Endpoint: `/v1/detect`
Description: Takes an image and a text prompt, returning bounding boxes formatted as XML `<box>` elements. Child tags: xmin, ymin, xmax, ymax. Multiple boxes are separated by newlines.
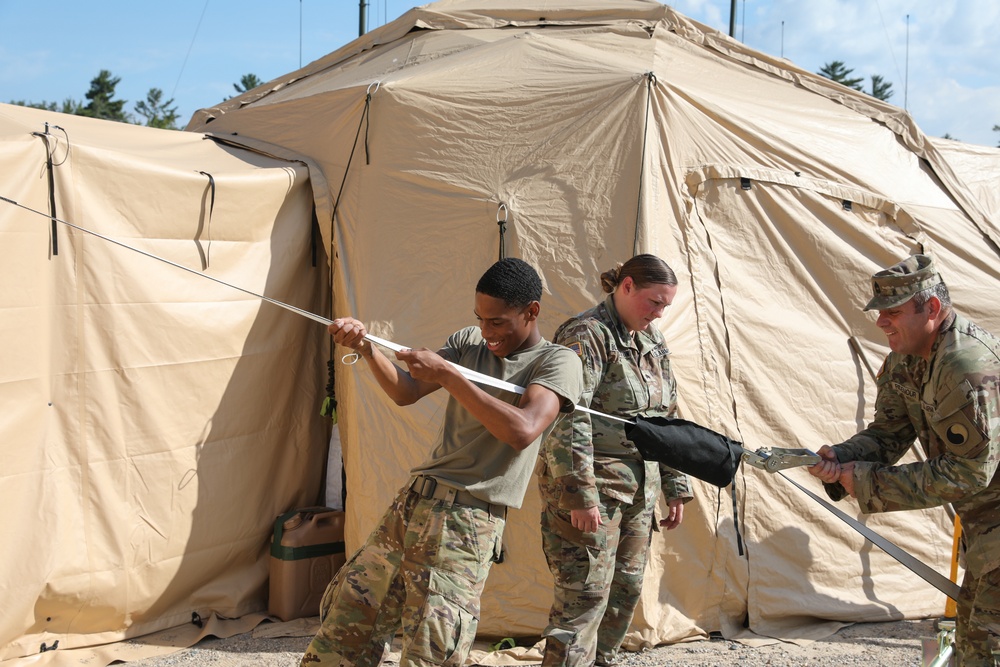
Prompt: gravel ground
<box><xmin>121</xmin><ymin>618</ymin><xmax>947</xmax><ymax>667</ymax></box>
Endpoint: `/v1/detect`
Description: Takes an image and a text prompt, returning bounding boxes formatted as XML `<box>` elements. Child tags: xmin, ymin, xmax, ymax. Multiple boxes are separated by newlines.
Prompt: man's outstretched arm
<box><xmin>328</xmin><ymin>317</ymin><xmax>440</xmax><ymax>406</ymax></box>
<box><xmin>397</xmin><ymin>346</ymin><xmax>565</xmax><ymax>450</ymax></box>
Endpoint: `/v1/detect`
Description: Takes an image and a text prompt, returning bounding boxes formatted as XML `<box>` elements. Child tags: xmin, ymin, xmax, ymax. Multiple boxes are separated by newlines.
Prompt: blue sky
<box><xmin>1</xmin><ymin>0</ymin><xmax>997</xmax><ymax>146</ymax></box>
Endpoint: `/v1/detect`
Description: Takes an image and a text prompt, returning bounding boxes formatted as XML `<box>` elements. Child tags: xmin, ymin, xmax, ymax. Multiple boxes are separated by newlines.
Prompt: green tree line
<box><xmin>11</xmin><ymin>66</ymin><xmax>999</xmax><ymax>148</ymax></box>
<box><xmin>9</xmin><ymin>70</ymin><xmax>263</xmax><ymax>131</ymax></box>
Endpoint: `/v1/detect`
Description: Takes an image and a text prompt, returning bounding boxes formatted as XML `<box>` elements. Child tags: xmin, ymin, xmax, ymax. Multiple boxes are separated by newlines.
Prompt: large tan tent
<box><xmin>0</xmin><ymin>102</ymin><xmax>330</xmax><ymax>663</ymax></box>
<box><xmin>932</xmin><ymin>136</ymin><xmax>1000</xmax><ymax>222</ymax></box>
<box><xmin>4</xmin><ymin>0</ymin><xmax>1000</xmax><ymax>663</ymax></box>
<box><xmin>184</xmin><ymin>0</ymin><xmax>1000</xmax><ymax>649</ymax></box>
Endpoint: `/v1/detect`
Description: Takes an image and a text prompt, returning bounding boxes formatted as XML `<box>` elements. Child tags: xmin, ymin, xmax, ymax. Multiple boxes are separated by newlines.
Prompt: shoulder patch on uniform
<box><xmin>566</xmin><ymin>341</ymin><xmax>584</xmax><ymax>357</ymax></box>
<box><xmin>946</xmin><ymin>423</ymin><xmax>969</xmax><ymax>446</ymax></box>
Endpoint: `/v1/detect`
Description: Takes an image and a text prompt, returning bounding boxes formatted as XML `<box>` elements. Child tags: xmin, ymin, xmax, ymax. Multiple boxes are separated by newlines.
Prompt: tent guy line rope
<box><xmin>0</xmin><ymin>193</ymin><xmax>627</xmax><ymax>424</ymax></box>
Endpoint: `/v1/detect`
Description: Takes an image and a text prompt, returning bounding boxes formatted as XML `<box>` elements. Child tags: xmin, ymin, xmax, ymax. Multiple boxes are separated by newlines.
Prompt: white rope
<box><xmin>361</xmin><ymin>334</ymin><xmax>630</xmax><ymax>424</ymax></box>
<box><xmin>2</xmin><ymin>194</ymin><xmax>629</xmax><ymax>425</ymax></box>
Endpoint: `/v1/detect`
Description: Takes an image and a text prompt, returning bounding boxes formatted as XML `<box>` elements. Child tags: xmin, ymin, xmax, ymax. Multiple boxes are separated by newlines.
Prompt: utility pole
<box><xmin>729</xmin><ymin>0</ymin><xmax>737</xmax><ymax>37</ymax></box>
<box><xmin>359</xmin><ymin>0</ymin><xmax>368</xmax><ymax>37</ymax></box>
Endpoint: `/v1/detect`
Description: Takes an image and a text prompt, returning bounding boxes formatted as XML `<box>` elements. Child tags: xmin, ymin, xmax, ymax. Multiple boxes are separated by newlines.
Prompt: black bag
<box><xmin>624</xmin><ymin>416</ymin><xmax>744</xmax><ymax>488</ymax></box>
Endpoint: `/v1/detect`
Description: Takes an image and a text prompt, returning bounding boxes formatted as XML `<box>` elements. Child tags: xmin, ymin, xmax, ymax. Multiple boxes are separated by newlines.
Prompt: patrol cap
<box><xmin>863</xmin><ymin>254</ymin><xmax>943</xmax><ymax>311</ymax></box>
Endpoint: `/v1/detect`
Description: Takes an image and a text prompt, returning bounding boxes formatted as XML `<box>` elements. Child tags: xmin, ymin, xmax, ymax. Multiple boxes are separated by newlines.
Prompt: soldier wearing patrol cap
<box><xmin>810</xmin><ymin>253</ymin><xmax>1000</xmax><ymax>666</ymax></box>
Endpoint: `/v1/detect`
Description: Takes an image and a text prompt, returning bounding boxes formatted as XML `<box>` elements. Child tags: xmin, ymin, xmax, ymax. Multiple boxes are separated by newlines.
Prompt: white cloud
<box><xmin>671</xmin><ymin>0</ymin><xmax>1000</xmax><ymax>147</ymax></box>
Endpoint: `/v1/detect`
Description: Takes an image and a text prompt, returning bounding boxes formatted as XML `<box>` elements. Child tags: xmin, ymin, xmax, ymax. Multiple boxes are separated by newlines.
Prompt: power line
<box><xmin>172</xmin><ymin>0</ymin><xmax>212</xmax><ymax>101</ymax></box>
<box><xmin>905</xmin><ymin>14</ymin><xmax>910</xmax><ymax>111</ymax></box>
<box><xmin>873</xmin><ymin>0</ymin><xmax>905</xmax><ymax>86</ymax></box>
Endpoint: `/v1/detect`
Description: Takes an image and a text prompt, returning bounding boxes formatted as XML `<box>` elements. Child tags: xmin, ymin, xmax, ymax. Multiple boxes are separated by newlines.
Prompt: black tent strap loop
<box><xmin>731</xmin><ymin>483</ymin><xmax>744</xmax><ymax>557</ymax></box>
<box><xmin>779</xmin><ymin>471</ymin><xmax>961</xmax><ymax>601</ymax></box>
<box><xmin>196</xmin><ymin>170</ymin><xmax>216</xmax><ymax>268</ymax></box>
<box><xmin>330</xmin><ymin>84</ymin><xmax>377</xmax><ymax>230</ymax></box>
<box><xmin>364</xmin><ymin>80</ymin><xmax>379</xmax><ymax>165</ymax></box>
<box><xmin>30</xmin><ymin>123</ymin><xmax>69</xmax><ymax>257</ymax></box>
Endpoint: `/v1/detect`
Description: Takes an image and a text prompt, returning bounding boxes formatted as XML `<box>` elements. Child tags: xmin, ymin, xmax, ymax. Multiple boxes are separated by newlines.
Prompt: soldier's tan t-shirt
<box><xmin>410</xmin><ymin>326</ymin><xmax>583</xmax><ymax>509</ymax></box>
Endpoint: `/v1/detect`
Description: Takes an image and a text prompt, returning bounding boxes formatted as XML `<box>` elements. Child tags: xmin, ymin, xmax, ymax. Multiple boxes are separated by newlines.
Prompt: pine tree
<box><xmin>229</xmin><ymin>73</ymin><xmax>263</xmax><ymax>99</ymax></box>
<box><xmin>869</xmin><ymin>74</ymin><xmax>893</xmax><ymax>101</ymax></box>
<box><xmin>135</xmin><ymin>88</ymin><xmax>180</xmax><ymax>129</ymax></box>
<box><xmin>818</xmin><ymin>61</ymin><xmax>864</xmax><ymax>91</ymax></box>
<box><xmin>10</xmin><ymin>98</ymin><xmax>84</xmax><ymax>114</ymax></box>
<box><xmin>82</xmin><ymin>70</ymin><xmax>129</xmax><ymax>122</ymax></box>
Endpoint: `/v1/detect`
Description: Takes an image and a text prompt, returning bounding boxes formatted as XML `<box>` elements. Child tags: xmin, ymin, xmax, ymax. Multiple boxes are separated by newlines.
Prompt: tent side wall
<box><xmin>0</xmin><ymin>104</ymin><xmax>330</xmax><ymax>660</ymax></box>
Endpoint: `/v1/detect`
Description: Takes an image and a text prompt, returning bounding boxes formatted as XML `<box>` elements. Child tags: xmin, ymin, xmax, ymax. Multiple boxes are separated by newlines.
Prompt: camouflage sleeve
<box><xmin>824</xmin><ymin>358</ymin><xmax>918</xmax><ymax>501</ymax></box>
<box><xmin>831</xmin><ymin>359</ymin><xmax>918</xmax><ymax>466</ymax></box>
<box><xmin>655</xmin><ymin>377</ymin><xmax>693</xmax><ymax>500</ymax></box>
<box><xmin>658</xmin><ymin>463</ymin><xmax>693</xmax><ymax>501</ymax></box>
<box><xmin>543</xmin><ymin>320</ymin><xmax>608</xmax><ymax>510</ymax></box>
<box><xmin>854</xmin><ymin>373</ymin><xmax>1000</xmax><ymax>513</ymax></box>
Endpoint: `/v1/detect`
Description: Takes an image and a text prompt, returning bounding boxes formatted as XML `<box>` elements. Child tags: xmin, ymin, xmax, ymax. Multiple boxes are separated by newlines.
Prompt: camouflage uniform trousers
<box><xmin>301</xmin><ymin>485</ymin><xmax>505</xmax><ymax>667</ymax></box>
<box><xmin>955</xmin><ymin>565</ymin><xmax>1000</xmax><ymax>666</ymax></box>
<box><xmin>540</xmin><ymin>488</ymin><xmax>654</xmax><ymax>667</ymax></box>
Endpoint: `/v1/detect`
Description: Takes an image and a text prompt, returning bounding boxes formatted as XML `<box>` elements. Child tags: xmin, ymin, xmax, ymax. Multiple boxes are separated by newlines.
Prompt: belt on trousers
<box><xmin>408</xmin><ymin>476</ymin><xmax>506</xmax><ymax>520</ymax></box>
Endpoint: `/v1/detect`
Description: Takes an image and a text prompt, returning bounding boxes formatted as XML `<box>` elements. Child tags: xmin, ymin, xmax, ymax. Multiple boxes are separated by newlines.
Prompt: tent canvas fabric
<box><xmin>3</xmin><ymin>0</ymin><xmax>1000</xmax><ymax>662</ymax></box>
<box><xmin>0</xmin><ymin>102</ymin><xmax>329</xmax><ymax>662</ymax></box>
<box><xmin>186</xmin><ymin>0</ymin><xmax>1000</xmax><ymax>648</ymax></box>
<box><xmin>931</xmin><ymin>136</ymin><xmax>1000</xmax><ymax>222</ymax></box>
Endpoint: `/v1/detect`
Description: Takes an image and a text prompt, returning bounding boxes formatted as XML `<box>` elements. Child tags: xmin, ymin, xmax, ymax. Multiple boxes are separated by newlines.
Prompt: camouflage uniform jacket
<box><xmin>830</xmin><ymin>312</ymin><xmax>1000</xmax><ymax>578</ymax></box>
<box><xmin>539</xmin><ymin>295</ymin><xmax>693</xmax><ymax>510</ymax></box>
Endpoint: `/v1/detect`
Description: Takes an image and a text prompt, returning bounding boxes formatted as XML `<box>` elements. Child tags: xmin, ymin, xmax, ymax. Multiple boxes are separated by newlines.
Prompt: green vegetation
<box><xmin>9</xmin><ymin>70</ymin><xmax>262</xmax><ymax>130</ymax></box>
<box><xmin>818</xmin><ymin>60</ymin><xmax>893</xmax><ymax>101</ymax></box>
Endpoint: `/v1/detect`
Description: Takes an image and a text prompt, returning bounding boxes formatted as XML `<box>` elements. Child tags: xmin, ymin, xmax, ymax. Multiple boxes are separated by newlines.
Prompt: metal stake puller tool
<box><xmin>741</xmin><ymin>447</ymin><xmax>821</xmax><ymax>472</ymax></box>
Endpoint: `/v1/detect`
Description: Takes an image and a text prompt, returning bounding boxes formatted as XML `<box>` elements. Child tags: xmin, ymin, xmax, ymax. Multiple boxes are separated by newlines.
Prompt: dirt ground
<box><xmin>121</xmin><ymin>617</ymin><xmax>950</xmax><ymax>667</ymax></box>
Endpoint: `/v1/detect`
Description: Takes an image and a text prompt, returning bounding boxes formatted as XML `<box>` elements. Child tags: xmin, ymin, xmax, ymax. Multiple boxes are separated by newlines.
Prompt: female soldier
<box><xmin>538</xmin><ymin>254</ymin><xmax>693</xmax><ymax>667</ymax></box>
